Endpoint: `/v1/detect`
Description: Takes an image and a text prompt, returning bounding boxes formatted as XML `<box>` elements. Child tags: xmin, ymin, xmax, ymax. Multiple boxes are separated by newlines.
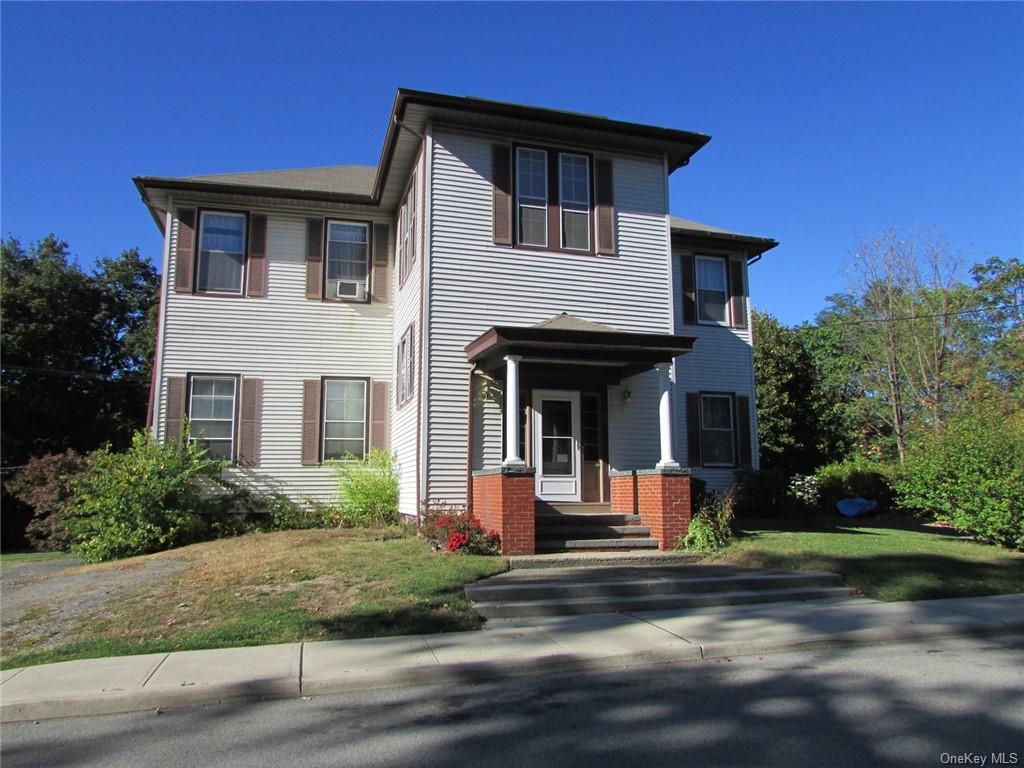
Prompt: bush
<box><xmin>815</xmin><ymin>457</ymin><xmax>898</xmax><ymax>514</ymax></box>
<box><xmin>420</xmin><ymin>504</ymin><xmax>501</xmax><ymax>555</ymax></box>
<box><xmin>734</xmin><ymin>469</ymin><xmax>791</xmax><ymax>516</ymax></box>
<box><xmin>680</xmin><ymin>491</ymin><xmax>735</xmax><ymax>553</ymax></box>
<box><xmin>219</xmin><ymin>489</ymin><xmax>329</xmax><ymax>532</ymax></box>
<box><xmin>331</xmin><ymin>449</ymin><xmax>399</xmax><ymax>527</ymax></box>
<box><xmin>65</xmin><ymin>431</ymin><xmax>231</xmax><ymax>563</ymax></box>
<box><xmin>895</xmin><ymin>404</ymin><xmax>1024</xmax><ymax>548</ymax></box>
<box><xmin>5</xmin><ymin>450</ymin><xmax>86</xmax><ymax>551</ymax></box>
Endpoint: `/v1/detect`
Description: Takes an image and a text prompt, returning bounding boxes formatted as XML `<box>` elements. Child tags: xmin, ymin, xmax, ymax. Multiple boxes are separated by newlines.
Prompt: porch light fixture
<box><xmin>623</xmin><ymin>389</ymin><xmax>632</xmax><ymax>406</ymax></box>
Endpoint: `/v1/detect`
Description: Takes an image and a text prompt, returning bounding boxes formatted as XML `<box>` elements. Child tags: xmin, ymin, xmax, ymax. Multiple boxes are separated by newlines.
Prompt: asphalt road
<box><xmin>3</xmin><ymin>634</ymin><xmax>1022</xmax><ymax>768</ymax></box>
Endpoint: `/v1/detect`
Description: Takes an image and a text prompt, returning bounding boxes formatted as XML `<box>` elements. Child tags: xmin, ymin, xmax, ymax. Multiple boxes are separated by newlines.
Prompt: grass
<box><xmin>1</xmin><ymin>528</ymin><xmax>507</xmax><ymax>669</ymax></box>
<box><xmin>716</xmin><ymin>517</ymin><xmax>1024</xmax><ymax>602</ymax></box>
<box><xmin>0</xmin><ymin>551</ymin><xmax>76</xmax><ymax>564</ymax></box>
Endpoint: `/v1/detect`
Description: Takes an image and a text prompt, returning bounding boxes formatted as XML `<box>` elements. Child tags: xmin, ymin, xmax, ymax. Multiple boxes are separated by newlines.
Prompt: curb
<box><xmin>3</xmin><ymin>616</ymin><xmax>1022</xmax><ymax>723</ymax></box>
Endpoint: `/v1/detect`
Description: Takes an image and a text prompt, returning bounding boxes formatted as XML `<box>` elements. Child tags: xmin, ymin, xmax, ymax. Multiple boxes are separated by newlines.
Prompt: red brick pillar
<box><xmin>635</xmin><ymin>468</ymin><xmax>693</xmax><ymax>551</ymax></box>
<box><xmin>610</xmin><ymin>471</ymin><xmax>637</xmax><ymax>514</ymax></box>
<box><xmin>471</xmin><ymin>468</ymin><xmax>536</xmax><ymax>556</ymax></box>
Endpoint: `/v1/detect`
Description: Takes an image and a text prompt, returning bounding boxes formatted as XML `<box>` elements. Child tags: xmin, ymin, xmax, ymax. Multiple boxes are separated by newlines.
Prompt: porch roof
<box><xmin>465</xmin><ymin>314</ymin><xmax>696</xmax><ymax>382</ymax></box>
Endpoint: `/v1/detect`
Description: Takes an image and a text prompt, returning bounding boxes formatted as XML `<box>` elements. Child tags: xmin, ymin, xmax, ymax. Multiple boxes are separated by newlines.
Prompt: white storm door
<box><xmin>532</xmin><ymin>389</ymin><xmax>582</xmax><ymax>502</ymax></box>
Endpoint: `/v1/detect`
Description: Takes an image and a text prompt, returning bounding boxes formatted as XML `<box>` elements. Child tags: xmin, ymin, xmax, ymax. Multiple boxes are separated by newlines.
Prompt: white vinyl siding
<box><xmin>157</xmin><ymin>211</ymin><xmax>393</xmax><ymax>503</ymax></box>
<box><xmin>428</xmin><ymin>129</ymin><xmax>671</xmax><ymax>502</ymax></box>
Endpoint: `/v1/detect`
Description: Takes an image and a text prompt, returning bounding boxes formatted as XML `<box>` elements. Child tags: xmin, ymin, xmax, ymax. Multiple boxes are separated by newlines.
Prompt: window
<box><xmin>325</xmin><ymin>221</ymin><xmax>370</xmax><ymax>301</ymax></box>
<box><xmin>188</xmin><ymin>375</ymin><xmax>237</xmax><ymax>459</ymax></box>
<box><xmin>197</xmin><ymin>212</ymin><xmax>246</xmax><ymax>293</ymax></box>
<box><xmin>559</xmin><ymin>153</ymin><xmax>590</xmax><ymax>251</ymax></box>
<box><xmin>397</xmin><ymin>325</ymin><xmax>415</xmax><ymax>407</ymax></box>
<box><xmin>322</xmin><ymin>379</ymin><xmax>367</xmax><ymax>460</ymax></box>
<box><xmin>398</xmin><ymin>170</ymin><xmax>417</xmax><ymax>284</ymax></box>
<box><xmin>700</xmin><ymin>394</ymin><xmax>735</xmax><ymax>466</ymax></box>
<box><xmin>516</xmin><ymin>147</ymin><xmax>548</xmax><ymax>247</ymax></box>
<box><xmin>696</xmin><ymin>256</ymin><xmax>729</xmax><ymax>324</ymax></box>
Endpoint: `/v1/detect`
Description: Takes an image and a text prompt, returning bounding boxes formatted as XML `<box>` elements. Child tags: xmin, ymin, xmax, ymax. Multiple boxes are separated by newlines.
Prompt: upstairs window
<box><xmin>696</xmin><ymin>256</ymin><xmax>729</xmax><ymax>324</ymax></box>
<box><xmin>398</xmin><ymin>170</ymin><xmax>418</xmax><ymax>284</ymax></box>
<box><xmin>700</xmin><ymin>393</ymin><xmax>735</xmax><ymax>467</ymax></box>
<box><xmin>397</xmin><ymin>324</ymin><xmax>415</xmax><ymax>407</ymax></box>
<box><xmin>326</xmin><ymin>221</ymin><xmax>369</xmax><ymax>301</ymax></box>
<box><xmin>188</xmin><ymin>375</ymin><xmax>237</xmax><ymax>459</ymax></box>
<box><xmin>197</xmin><ymin>212</ymin><xmax>246</xmax><ymax>293</ymax></box>
<box><xmin>516</xmin><ymin>147</ymin><xmax>548</xmax><ymax>247</ymax></box>
<box><xmin>322</xmin><ymin>378</ymin><xmax>367</xmax><ymax>460</ymax></box>
<box><xmin>559</xmin><ymin>153</ymin><xmax>591</xmax><ymax>251</ymax></box>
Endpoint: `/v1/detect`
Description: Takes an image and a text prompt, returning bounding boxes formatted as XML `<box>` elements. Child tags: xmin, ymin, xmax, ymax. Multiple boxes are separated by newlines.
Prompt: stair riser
<box><xmin>536</xmin><ymin>526</ymin><xmax>651</xmax><ymax>539</ymax></box>
<box><xmin>474</xmin><ymin>588</ymin><xmax>857</xmax><ymax>619</ymax></box>
<box><xmin>466</xmin><ymin>574</ymin><xmax>844</xmax><ymax>602</ymax></box>
<box><xmin>535</xmin><ymin>540</ymin><xmax>660</xmax><ymax>552</ymax></box>
<box><xmin>536</xmin><ymin>515</ymin><xmax>641</xmax><ymax>526</ymax></box>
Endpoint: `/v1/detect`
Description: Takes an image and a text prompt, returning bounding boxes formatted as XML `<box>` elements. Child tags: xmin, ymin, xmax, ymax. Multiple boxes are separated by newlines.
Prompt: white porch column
<box><xmin>655</xmin><ymin>362</ymin><xmax>680</xmax><ymax>469</ymax></box>
<box><xmin>502</xmin><ymin>354</ymin><xmax>525</xmax><ymax>467</ymax></box>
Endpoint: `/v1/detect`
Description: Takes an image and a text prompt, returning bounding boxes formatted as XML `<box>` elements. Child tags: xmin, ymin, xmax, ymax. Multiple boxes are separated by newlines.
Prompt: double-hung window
<box><xmin>197</xmin><ymin>212</ymin><xmax>246</xmax><ymax>294</ymax></box>
<box><xmin>559</xmin><ymin>153</ymin><xmax>590</xmax><ymax>250</ymax></box>
<box><xmin>700</xmin><ymin>394</ymin><xmax>735</xmax><ymax>466</ymax></box>
<box><xmin>188</xmin><ymin>376</ymin><xmax>237</xmax><ymax>459</ymax></box>
<box><xmin>516</xmin><ymin>147</ymin><xmax>548</xmax><ymax>247</ymax></box>
<box><xmin>696</xmin><ymin>256</ymin><xmax>729</xmax><ymax>324</ymax></box>
<box><xmin>322</xmin><ymin>379</ymin><xmax>367</xmax><ymax>460</ymax></box>
<box><xmin>326</xmin><ymin>222</ymin><xmax>370</xmax><ymax>301</ymax></box>
<box><xmin>398</xmin><ymin>171</ymin><xmax>417</xmax><ymax>284</ymax></box>
<box><xmin>397</xmin><ymin>325</ymin><xmax>414</xmax><ymax>407</ymax></box>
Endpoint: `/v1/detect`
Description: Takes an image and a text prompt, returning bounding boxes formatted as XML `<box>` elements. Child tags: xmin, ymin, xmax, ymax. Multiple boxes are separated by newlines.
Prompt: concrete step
<box><xmin>536</xmin><ymin>503</ymin><xmax>612</xmax><ymax>515</ymax></box>
<box><xmin>535</xmin><ymin>525</ymin><xmax>652</xmax><ymax>539</ymax></box>
<box><xmin>536</xmin><ymin>513</ymin><xmax>642</xmax><ymax>526</ymax></box>
<box><xmin>465</xmin><ymin>571</ymin><xmax>844</xmax><ymax>603</ymax></box>
<box><xmin>472</xmin><ymin>586</ymin><xmax>858</xmax><ymax>619</ymax></box>
<box><xmin>535</xmin><ymin>538</ymin><xmax>661</xmax><ymax>552</ymax></box>
<box><xmin>508</xmin><ymin>552</ymin><xmax>701</xmax><ymax>569</ymax></box>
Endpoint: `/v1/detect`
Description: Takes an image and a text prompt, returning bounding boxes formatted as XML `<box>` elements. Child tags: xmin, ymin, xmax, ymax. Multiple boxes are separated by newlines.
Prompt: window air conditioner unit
<box><xmin>336</xmin><ymin>280</ymin><xmax>366</xmax><ymax>300</ymax></box>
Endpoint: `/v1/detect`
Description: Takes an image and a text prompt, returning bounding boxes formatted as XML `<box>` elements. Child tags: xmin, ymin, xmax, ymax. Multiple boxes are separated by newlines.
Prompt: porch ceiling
<box><xmin>465</xmin><ymin>321</ymin><xmax>696</xmax><ymax>382</ymax></box>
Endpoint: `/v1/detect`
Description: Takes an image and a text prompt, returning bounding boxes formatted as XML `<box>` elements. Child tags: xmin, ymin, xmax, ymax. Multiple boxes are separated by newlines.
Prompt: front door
<box><xmin>532</xmin><ymin>389</ymin><xmax>582</xmax><ymax>502</ymax></box>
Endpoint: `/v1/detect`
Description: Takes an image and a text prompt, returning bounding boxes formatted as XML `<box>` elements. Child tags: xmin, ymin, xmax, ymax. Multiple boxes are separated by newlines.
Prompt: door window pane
<box><xmin>541</xmin><ymin>399</ymin><xmax>574</xmax><ymax>476</ymax></box>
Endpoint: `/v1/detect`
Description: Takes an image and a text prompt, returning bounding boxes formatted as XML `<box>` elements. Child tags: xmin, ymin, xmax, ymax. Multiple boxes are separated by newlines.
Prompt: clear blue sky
<box><xmin>3</xmin><ymin>2</ymin><xmax>1021</xmax><ymax>326</ymax></box>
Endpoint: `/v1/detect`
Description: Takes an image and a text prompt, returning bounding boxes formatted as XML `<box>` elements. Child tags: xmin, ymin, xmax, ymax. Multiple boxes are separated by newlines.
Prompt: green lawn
<box><xmin>0</xmin><ymin>551</ymin><xmax>77</xmax><ymax>565</ymax></box>
<box><xmin>717</xmin><ymin>518</ymin><xmax>1024</xmax><ymax>602</ymax></box>
<box><xmin>2</xmin><ymin>529</ymin><xmax>507</xmax><ymax>669</ymax></box>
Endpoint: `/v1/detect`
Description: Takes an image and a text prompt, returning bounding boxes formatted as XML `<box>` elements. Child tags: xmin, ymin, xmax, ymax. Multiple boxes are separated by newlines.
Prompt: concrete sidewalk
<box><xmin>2</xmin><ymin>593</ymin><xmax>1022</xmax><ymax>723</ymax></box>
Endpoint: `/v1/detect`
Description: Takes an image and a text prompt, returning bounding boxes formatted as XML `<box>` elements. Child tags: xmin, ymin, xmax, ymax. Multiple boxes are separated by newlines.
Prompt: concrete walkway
<box><xmin>2</xmin><ymin>593</ymin><xmax>1022</xmax><ymax>723</ymax></box>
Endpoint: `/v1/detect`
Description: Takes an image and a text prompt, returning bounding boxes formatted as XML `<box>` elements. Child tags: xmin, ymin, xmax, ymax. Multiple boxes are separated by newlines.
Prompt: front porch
<box><xmin>465</xmin><ymin>314</ymin><xmax>698</xmax><ymax>556</ymax></box>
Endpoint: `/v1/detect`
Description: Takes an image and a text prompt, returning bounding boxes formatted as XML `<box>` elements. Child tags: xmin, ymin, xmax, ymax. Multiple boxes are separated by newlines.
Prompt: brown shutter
<box><xmin>729</xmin><ymin>258</ymin><xmax>747</xmax><ymax>329</ymax></box>
<box><xmin>247</xmin><ymin>214</ymin><xmax>268</xmax><ymax>298</ymax></box>
<box><xmin>735</xmin><ymin>395</ymin><xmax>753</xmax><ymax>468</ymax></box>
<box><xmin>174</xmin><ymin>210</ymin><xmax>196</xmax><ymax>293</ymax></box>
<box><xmin>305</xmin><ymin>219</ymin><xmax>324</xmax><ymax>300</ymax></box>
<box><xmin>371</xmin><ymin>223</ymin><xmax>389</xmax><ymax>303</ymax></box>
<box><xmin>301</xmin><ymin>379</ymin><xmax>321</xmax><ymax>465</ymax></box>
<box><xmin>682</xmin><ymin>254</ymin><xmax>697</xmax><ymax>325</ymax></box>
<box><xmin>686</xmin><ymin>392</ymin><xmax>702</xmax><ymax>468</ymax></box>
<box><xmin>369</xmin><ymin>380</ymin><xmax>389</xmax><ymax>452</ymax></box>
<box><xmin>165</xmin><ymin>377</ymin><xmax>187</xmax><ymax>446</ymax></box>
<box><xmin>492</xmin><ymin>145</ymin><xmax>512</xmax><ymax>245</ymax></box>
<box><xmin>237</xmin><ymin>378</ymin><xmax>263</xmax><ymax>467</ymax></box>
<box><xmin>595</xmin><ymin>158</ymin><xmax>616</xmax><ymax>255</ymax></box>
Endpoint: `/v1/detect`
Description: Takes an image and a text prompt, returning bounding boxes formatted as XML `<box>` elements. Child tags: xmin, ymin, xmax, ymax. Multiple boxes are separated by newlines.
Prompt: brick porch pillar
<box><xmin>635</xmin><ymin>467</ymin><xmax>693</xmax><ymax>551</ymax></box>
<box><xmin>610</xmin><ymin>470</ymin><xmax>637</xmax><ymax>515</ymax></box>
<box><xmin>471</xmin><ymin>467</ymin><xmax>536</xmax><ymax>556</ymax></box>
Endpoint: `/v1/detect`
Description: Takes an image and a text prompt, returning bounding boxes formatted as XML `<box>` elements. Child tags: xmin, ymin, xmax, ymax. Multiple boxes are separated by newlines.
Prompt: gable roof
<box><xmin>182</xmin><ymin>165</ymin><xmax>376</xmax><ymax>197</ymax></box>
<box><xmin>532</xmin><ymin>313</ymin><xmax>621</xmax><ymax>333</ymax></box>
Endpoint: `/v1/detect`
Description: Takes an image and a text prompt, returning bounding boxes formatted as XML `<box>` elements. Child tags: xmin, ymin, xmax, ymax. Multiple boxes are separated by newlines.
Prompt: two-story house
<box><xmin>135</xmin><ymin>89</ymin><xmax>777</xmax><ymax>556</ymax></box>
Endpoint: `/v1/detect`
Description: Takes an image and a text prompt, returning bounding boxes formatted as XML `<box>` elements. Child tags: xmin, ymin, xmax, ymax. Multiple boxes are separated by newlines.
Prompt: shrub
<box><xmin>895</xmin><ymin>404</ymin><xmax>1023</xmax><ymax>549</ymax></box>
<box><xmin>734</xmin><ymin>469</ymin><xmax>795</xmax><ymax>516</ymax></box>
<box><xmin>5</xmin><ymin>450</ymin><xmax>86</xmax><ymax>551</ymax></box>
<box><xmin>420</xmin><ymin>504</ymin><xmax>501</xmax><ymax>555</ymax></box>
<box><xmin>680</xmin><ymin>490</ymin><xmax>735</xmax><ymax>553</ymax></box>
<box><xmin>219</xmin><ymin>489</ymin><xmax>328</xmax><ymax>532</ymax></box>
<box><xmin>787</xmin><ymin>474</ymin><xmax>821</xmax><ymax>513</ymax></box>
<box><xmin>814</xmin><ymin>457</ymin><xmax>897</xmax><ymax>514</ymax></box>
<box><xmin>331</xmin><ymin>449</ymin><xmax>399</xmax><ymax>527</ymax></box>
<box><xmin>65</xmin><ymin>431</ymin><xmax>231</xmax><ymax>563</ymax></box>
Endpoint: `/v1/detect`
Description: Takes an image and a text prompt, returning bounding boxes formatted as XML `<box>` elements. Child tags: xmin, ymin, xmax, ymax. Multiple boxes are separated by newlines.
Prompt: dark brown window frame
<box><xmin>396</xmin><ymin>323</ymin><xmax>415</xmax><ymax>410</ymax></box>
<box><xmin>319</xmin><ymin>375</ymin><xmax>371</xmax><ymax>462</ymax></box>
<box><xmin>185</xmin><ymin>372</ymin><xmax>241</xmax><ymax>463</ymax></box>
<box><xmin>322</xmin><ymin>218</ymin><xmax>375</xmax><ymax>305</ymax></box>
<box><xmin>511</xmin><ymin>143</ymin><xmax>596</xmax><ymax>256</ymax></box>
<box><xmin>194</xmin><ymin>208</ymin><xmax>250</xmax><ymax>297</ymax></box>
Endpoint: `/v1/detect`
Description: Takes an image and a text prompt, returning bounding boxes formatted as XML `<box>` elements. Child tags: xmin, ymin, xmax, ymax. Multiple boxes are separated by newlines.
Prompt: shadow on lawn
<box><xmin>314</xmin><ymin>603</ymin><xmax>482</xmax><ymax>639</ymax></box>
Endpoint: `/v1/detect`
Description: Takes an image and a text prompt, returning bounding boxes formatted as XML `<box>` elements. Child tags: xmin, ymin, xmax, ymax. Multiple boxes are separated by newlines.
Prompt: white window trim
<box><xmin>516</xmin><ymin>147</ymin><xmax>548</xmax><ymax>248</ymax></box>
<box><xmin>196</xmin><ymin>211</ymin><xmax>247</xmax><ymax>295</ymax></box>
<box><xmin>558</xmin><ymin>152</ymin><xmax>591</xmax><ymax>252</ymax></box>
<box><xmin>325</xmin><ymin>220</ymin><xmax>370</xmax><ymax>301</ymax></box>
<box><xmin>700</xmin><ymin>393</ymin><xmax>735</xmax><ymax>468</ymax></box>
<box><xmin>321</xmin><ymin>378</ymin><xmax>367</xmax><ymax>462</ymax></box>
<box><xmin>397</xmin><ymin>326</ymin><xmax>414</xmax><ymax>407</ymax></box>
<box><xmin>695</xmin><ymin>255</ymin><xmax>731</xmax><ymax>327</ymax></box>
<box><xmin>187</xmin><ymin>375</ymin><xmax>238</xmax><ymax>461</ymax></box>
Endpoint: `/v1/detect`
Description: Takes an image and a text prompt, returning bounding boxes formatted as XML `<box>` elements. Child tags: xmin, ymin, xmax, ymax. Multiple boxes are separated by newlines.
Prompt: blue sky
<box><xmin>2</xmin><ymin>2</ymin><xmax>1021</xmax><ymax>326</ymax></box>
